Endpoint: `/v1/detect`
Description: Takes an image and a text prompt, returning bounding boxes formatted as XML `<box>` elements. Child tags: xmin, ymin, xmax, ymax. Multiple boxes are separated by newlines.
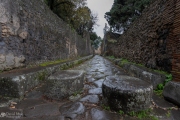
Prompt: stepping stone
<box><xmin>23</xmin><ymin>103</ymin><xmax>59</xmax><ymax>118</ymax></box>
<box><xmin>59</xmin><ymin>102</ymin><xmax>85</xmax><ymax>119</ymax></box>
<box><xmin>45</xmin><ymin>70</ymin><xmax>84</xmax><ymax>100</ymax></box>
<box><xmin>88</xmin><ymin>88</ymin><xmax>102</xmax><ymax>94</ymax></box>
<box><xmin>102</xmin><ymin>75</ymin><xmax>153</xmax><ymax>113</ymax></box>
<box><xmin>0</xmin><ymin>70</ymin><xmax>46</xmax><ymax>98</ymax></box>
<box><xmin>80</xmin><ymin>95</ymin><xmax>99</xmax><ymax>104</ymax></box>
<box><xmin>163</xmin><ymin>81</ymin><xmax>180</xmax><ymax>106</ymax></box>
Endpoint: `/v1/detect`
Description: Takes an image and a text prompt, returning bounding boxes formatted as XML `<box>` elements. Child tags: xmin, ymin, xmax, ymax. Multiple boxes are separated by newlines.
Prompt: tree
<box><xmin>71</xmin><ymin>6</ymin><xmax>91</xmax><ymax>35</ymax></box>
<box><xmin>90</xmin><ymin>32</ymin><xmax>98</xmax><ymax>41</ymax></box>
<box><xmin>105</xmin><ymin>0</ymin><xmax>151</xmax><ymax>32</ymax></box>
<box><xmin>44</xmin><ymin>0</ymin><xmax>75</xmax><ymax>22</ymax></box>
<box><xmin>90</xmin><ymin>32</ymin><xmax>102</xmax><ymax>50</ymax></box>
<box><xmin>44</xmin><ymin>0</ymin><xmax>98</xmax><ymax>36</ymax></box>
<box><xmin>70</xmin><ymin>5</ymin><xmax>98</xmax><ymax>36</ymax></box>
<box><xmin>92</xmin><ymin>36</ymin><xmax>102</xmax><ymax>50</ymax></box>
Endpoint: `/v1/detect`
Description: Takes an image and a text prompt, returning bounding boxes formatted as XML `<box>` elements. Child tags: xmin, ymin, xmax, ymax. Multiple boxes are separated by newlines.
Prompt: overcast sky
<box><xmin>86</xmin><ymin>0</ymin><xmax>114</xmax><ymax>38</ymax></box>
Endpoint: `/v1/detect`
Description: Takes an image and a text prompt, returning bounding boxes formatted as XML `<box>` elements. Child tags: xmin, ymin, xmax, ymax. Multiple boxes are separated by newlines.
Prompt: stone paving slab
<box><xmin>88</xmin><ymin>88</ymin><xmax>102</xmax><ymax>95</ymax></box>
<box><xmin>84</xmin><ymin>84</ymin><xmax>97</xmax><ymax>90</ymax></box>
<box><xmin>91</xmin><ymin>108</ymin><xmax>122</xmax><ymax>120</ymax></box>
<box><xmin>80</xmin><ymin>95</ymin><xmax>99</xmax><ymax>104</ymax></box>
<box><xmin>163</xmin><ymin>81</ymin><xmax>180</xmax><ymax>106</ymax></box>
<box><xmin>171</xmin><ymin>110</ymin><xmax>180</xmax><ymax>120</ymax></box>
<box><xmin>59</xmin><ymin>102</ymin><xmax>85</xmax><ymax>119</ymax></box>
<box><xmin>93</xmin><ymin>79</ymin><xmax>104</xmax><ymax>88</ymax></box>
<box><xmin>23</xmin><ymin>103</ymin><xmax>60</xmax><ymax>118</ymax></box>
<box><xmin>19</xmin><ymin>115</ymin><xmax>65</xmax><ymax>120</ymax></box>
<box><xmin>86</xmin><ymin>77</ymin><xmax>96</xmax><ymax>82</ymax></box>
<box><xmin>15</xmin><ymin>99</ymin><xmax>47</xmax><ymax>109</ymax></box>
<box><xmin>152</xmin><ymin>108</ymin><xmax>171</xmax><ymax>120</ymax></box>
<box><xmin>152</xmin><ymin>94</ymin><xmax>176</xmax><ymax>108</ymax></box>
<box><xmin>25</xmin><ymin>91</ymin><xmax>43</xmax><ymax>99</ymax></box>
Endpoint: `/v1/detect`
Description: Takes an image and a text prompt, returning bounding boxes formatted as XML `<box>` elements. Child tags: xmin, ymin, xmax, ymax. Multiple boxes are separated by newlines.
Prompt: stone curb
<box><xmin>0</xmin><ymin>55</ymin><xmax>93</xmax><ymax>99</ymax></box>
<box><xmin>106</xmin><ymin>57</ymin><xmax>166</xmax><ymax>89</ymax></box>
<box><xmin>163</xmin><ymin>81</ymin><xmax>180</xmax><ymax>106</ymax></box>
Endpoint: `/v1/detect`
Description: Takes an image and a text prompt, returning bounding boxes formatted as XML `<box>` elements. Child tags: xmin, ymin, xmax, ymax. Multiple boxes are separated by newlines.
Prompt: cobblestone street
<box><xmin>0</xmin><ymin>55</ymin><xmax>179</xmax><ymax>120</ymax></box>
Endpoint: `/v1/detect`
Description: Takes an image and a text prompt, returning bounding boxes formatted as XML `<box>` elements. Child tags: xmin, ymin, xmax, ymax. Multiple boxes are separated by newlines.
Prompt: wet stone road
<box><xmin>0</xmin><ymin>55</ymin><xmax>179</xmax><ymax>120</ymax></box>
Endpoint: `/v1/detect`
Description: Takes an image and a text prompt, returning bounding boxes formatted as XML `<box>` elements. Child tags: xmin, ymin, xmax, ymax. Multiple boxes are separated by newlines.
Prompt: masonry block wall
<box><xmin>168</xmin><ymin>0</ymin><xmax>180</xmax><ymax>81</ymax></box>
<box><xmin>103</xmin><ymin>0</ymin><xmax>180</xmax><ymax>81</ymax></box>
<box><xmin>0</xmin><ymin>0</ymin><xmax>92</xmax><ymax>71</ymax></box>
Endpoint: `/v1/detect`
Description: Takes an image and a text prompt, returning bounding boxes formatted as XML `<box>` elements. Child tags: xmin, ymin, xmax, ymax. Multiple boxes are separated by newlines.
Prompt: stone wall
<box><xmin>103</xmin><ymin>0</ymin><xmax>179</xmax><ymax>75</ymax></box>
<box><xmin>0</xmin><ymin>0</ymin><xmax>92</xmax><ymax>71</ymax></box>
<box><xmin>168</xmin><ymin>1</ymin><xmax>180</xmax><ymax>82</ymax></box>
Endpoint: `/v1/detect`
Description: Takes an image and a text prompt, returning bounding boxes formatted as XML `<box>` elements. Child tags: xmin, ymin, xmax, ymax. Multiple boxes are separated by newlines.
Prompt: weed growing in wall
<box><xmin>154</xmin><ymin>70</ymin><xmax>172</xmax><ymax>96</ymax></box>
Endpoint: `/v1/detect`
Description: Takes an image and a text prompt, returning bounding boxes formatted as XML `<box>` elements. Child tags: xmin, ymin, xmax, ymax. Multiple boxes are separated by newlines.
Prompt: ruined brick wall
<box><xmin>0</xmin><ymin>0</ymin><xmax>92</xmax><ymax>71</ymax></box>
<box><xmin>104</xmin><ymin>0</ymin><xmax>178</xmax><ymax>73</ymax></box>
<box><xmin>102</xmin><ymin>32</ymin><xmax>120</xmax><ymax>56</ymax></box>
<box><xmin>168</xmin><ymin>0</ymin><xmax>180</xmax><ymax>82</ymax></box>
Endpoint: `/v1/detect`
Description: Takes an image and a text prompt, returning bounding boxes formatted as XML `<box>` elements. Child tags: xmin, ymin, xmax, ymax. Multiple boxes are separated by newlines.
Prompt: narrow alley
<box><xmin>0</xmin><ymin>55</ymin><xmax>179</xmax><ymax>120</ymax></box>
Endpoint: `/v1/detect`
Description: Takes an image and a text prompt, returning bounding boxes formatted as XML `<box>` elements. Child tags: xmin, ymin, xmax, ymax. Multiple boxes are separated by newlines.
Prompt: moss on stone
<box><xmin>108</xmin><ymin>56</ymin><xmax>172</xmax><ymax>83</ymax></box>
<box><xmin>119</xmin><ymin>58</ymin><xmax>129</xmax><ymax>66</ymax></box>
<box><xmin>40</xmin><ymin>59</ymin><xmax>68</xmax><ymax>67</ymax></box>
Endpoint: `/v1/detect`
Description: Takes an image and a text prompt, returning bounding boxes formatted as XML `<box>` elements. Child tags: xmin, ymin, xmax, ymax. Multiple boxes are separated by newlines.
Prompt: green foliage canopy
<box><xmin>44</xmin><ymin>0</ymin><xmax>98</xmax><ymax>36</ymax></box>
<box><xmin>105</xmin><ymin>0</ymin><xmax>151</xmax><ymax>32</ymax></box>
<box><xmin>90</xmin><ymin>32</ymin><xmax>102</xmax><ymax>50</ymax></box>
